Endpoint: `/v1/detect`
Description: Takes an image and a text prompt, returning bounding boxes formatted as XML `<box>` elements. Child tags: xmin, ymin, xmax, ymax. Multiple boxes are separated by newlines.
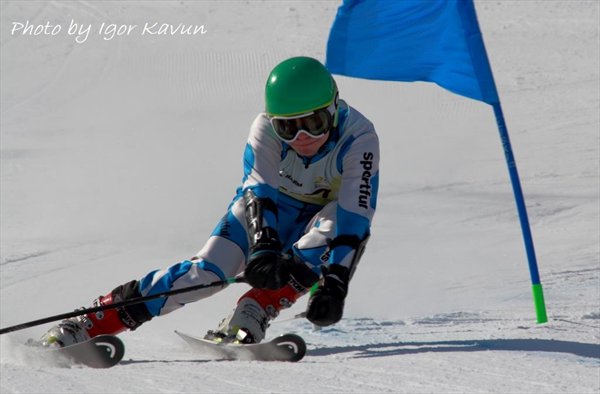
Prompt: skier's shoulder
<box><xmin>339</xmin><ymin>100</ymin><xmax>377</xmax><ymax>138</ymax></box>
<box><xmin>249</xmin><ymin>112</ymin><xmax>273</xmax><ymax>134</ymax></box>
<box><xmin>248</xmin><ymin>112</ymin><xmax>281</xmax><ymax>144</ymax></box>
<box><xmin>337</xmin><ymin>100</ymin><xmax>379</xmax><ymax>148</ymax></box>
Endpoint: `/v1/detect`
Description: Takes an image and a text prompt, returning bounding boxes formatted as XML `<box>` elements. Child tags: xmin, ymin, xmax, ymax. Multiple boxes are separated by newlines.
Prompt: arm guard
<box><xmin>243</xmin><ymin>188</ymin><xmax>281</xmax><ymax>253</ymax></box>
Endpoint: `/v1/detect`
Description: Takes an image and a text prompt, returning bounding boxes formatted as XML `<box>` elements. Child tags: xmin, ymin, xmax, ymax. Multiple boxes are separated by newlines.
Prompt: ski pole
<box><xmin>271</xmin><ymin>283</ymin><xmax>320</xmax><ymax>325</ymax></box>
<box><xmin>271</xmin><ymin>312</ymin><xmax>307</xmax><ymax>324</ymax></box>
<box><xmin>0</xmin><ymin>276</ymin><xmax>246</xmax><ymax>335</ymax></box>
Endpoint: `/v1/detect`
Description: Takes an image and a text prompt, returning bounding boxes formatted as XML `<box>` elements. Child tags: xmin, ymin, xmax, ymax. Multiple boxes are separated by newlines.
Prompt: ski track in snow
<box><xmin>1</xmin><ymin>1</ymin><xmax>599</xmax><ymax>393</ymax></box>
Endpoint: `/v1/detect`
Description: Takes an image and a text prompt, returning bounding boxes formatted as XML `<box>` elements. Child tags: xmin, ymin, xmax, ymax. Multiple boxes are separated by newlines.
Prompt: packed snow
<box><xmin>1</xmin><ymin>1</ymin><xmax>598</xmax><ymax>393</ymax></box>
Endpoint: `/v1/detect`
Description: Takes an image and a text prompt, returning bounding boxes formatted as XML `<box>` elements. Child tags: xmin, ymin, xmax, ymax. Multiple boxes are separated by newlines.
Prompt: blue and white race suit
<box><xmin>138</xmin><ymin>100</ymin><xmax>380</xmax><ymax>317</ymax></box>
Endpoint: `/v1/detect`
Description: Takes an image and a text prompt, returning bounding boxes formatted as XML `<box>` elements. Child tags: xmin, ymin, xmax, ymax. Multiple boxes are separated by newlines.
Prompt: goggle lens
<box><xmin>270</xmin><ymin>108</ymin><xmax>333</xmax><ymax>142</ymax></box>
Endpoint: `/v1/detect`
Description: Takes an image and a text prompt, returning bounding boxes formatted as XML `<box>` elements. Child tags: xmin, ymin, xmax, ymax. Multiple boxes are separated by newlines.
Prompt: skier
<box><xmin>41</xmin><ymin>56</ymin><xmax>380</xmax><ymax>346</ymax></box>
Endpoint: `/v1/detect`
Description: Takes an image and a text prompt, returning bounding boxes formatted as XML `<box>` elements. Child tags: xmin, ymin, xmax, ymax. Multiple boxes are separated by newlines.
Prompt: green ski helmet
<box><xmin>265</xmin><ymin>56</ymin><xmax>339</xmax><ymax>126</ymax></box>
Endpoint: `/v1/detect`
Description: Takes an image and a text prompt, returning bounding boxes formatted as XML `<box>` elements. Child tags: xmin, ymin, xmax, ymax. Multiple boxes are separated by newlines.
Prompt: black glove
<box><xmin>306</xmin><ymin>264</ymin><xmax>350</xmax><ymax>327</ymax></box>
<box><xmin>244</xmin><ymin>226</ymin><xmax>291</xmax><ymax>289</ymax></box>
<box><xmin>245</xmin><ymin>249</ymin><xmax>320</xmax><ymax>291</ymax></box>
<box><xmin>245</xmin><ymin>251</ymin><xmax>291</xmax><ymax>290</ymax></box>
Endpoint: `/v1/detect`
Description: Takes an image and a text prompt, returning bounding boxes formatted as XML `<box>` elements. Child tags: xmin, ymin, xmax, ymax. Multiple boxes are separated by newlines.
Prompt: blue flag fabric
<box><xmin>326</xmin><ymin>0</ymin><xmax>499</xmax><ymax>105</ymax></box>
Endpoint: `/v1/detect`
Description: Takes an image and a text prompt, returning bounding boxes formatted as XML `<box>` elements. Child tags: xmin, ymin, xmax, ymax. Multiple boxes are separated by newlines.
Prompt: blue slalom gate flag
<box><xmin>326</xmin><ymin>0</ymin><xmax>499</xmax><ymax>105</ymax></box>
<box><xmin>326</xmin><ymin>0</ymin><xmax>547</xmax><ymax>323</ymax></box>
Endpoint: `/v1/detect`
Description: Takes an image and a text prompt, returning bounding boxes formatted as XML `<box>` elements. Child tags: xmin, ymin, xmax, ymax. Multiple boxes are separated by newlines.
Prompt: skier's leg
<box><xmin>207</xmin><ymin>276</ymin><xmax>312</xmax><ymax>344</ymax></box>
<box><xmin>297</xmin><ymin>201</ymin><xmax>370</xmax><ymax>326</ymax></box>
<box><xmin>209</xmin><ymin>202</ymin><xmax>342</xmax><ymax>344</ymax></box>
<box><xmin>41</xmin><ymin>199</ymin><xmax>249</xmax><ymax>347</ymax></box>
<box><xmin>40</xmin><ymin>280</ymin><xmax>153</xmax><ymax>347</ymax></box>
<box><xmin>138</xmin><ymin>236</ymin><xmax>246</xmax><ymax>317</ymax></box>
<box><xmin>218</xmin><ymin>201</ymin><xmax>370</xmax><ymax>343</ymax></box>
<box><xmin>294</xmin><ymin>200</ymin><xmax>369</xmax><ymax>276</ymax></box>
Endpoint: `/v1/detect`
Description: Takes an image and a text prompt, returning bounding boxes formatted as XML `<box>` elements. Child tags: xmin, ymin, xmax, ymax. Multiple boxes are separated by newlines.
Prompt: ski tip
<box><xmin>58</xmin><ymin>335</ymin><xmax>125</xmax><ymax>368</ymax></box>
<box><xmin>271</xmin><ymin>334</ymin><xmax>307</xmax><ymax>362</ymax></box>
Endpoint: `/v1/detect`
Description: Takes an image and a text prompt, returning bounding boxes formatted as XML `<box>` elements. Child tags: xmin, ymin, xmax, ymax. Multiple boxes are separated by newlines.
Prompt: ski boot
<box><xmin>40</xmin><ymin>283</ymin><xmax>150</xmax><ymax>347</ymax></box>
<box><xmin>204</xmin><ymin>297</ymin><xmax>269</xmax><ymax>344</ymax></box>
<box><xmin>40</xmin><ymin>315</ymin><xmax>91</xmax><ymax>347</ymax></box>
<box><xmin>205</xmin><ymin>282</ymin><xmax>306</xmax><ymax>344</ymax></box>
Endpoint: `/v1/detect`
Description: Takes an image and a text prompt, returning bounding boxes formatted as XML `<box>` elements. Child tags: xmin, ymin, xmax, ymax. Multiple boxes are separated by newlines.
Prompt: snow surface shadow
<box><xmin>309</xmin><ymin>339</ymin><xmax>600</xmax><ymax>359</ymax></box>
<box><xmin>120</xmin><ymin>358</ymin><xmax>217</xmax><ymax>365</ymax></box>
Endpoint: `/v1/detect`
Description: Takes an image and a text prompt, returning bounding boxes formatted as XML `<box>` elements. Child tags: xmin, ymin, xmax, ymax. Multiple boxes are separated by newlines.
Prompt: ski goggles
<box><xmin>269</xmin><ymin>103</ymin><xmax>336</xmax><ymax>143</ymax></box>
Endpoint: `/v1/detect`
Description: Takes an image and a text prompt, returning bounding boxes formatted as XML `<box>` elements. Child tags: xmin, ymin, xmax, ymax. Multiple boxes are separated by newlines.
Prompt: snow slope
<box><xmin>1</xmin><ymin>1</ymin><xmax>598</xmax><ymax>393</ymax></box>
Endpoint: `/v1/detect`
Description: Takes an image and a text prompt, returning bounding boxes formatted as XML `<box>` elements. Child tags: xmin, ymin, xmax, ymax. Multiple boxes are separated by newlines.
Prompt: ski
<box><xmin>175</xmin><ymin>330</ymin><xmax>306</xmax><ymax>362</ymax></box>
<box><xmin>28</xmin><ymin>335</ymin><xmax>125</xmax><ymax>368</ymax></box>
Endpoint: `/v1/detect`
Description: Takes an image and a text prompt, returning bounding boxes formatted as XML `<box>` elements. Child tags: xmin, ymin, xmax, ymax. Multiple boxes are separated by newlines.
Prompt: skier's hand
<box><xmin>245</xmin><ymin>247</ymin><xmax>291</xmax><ymax>290</ymax></box>
<box><xmin>243</xmin><ymin>223</ymin><xmax>290</xmax><ymax>289</ymax></box>
<box><xmin>306</xmin><ymin>264</ymin><xmax>350</xmax><ymax>327</ymax></box>
<box><xmin>245</xmin><ymin>250</ymin><xmax>320</xmax><ymax>290</ymax></box>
